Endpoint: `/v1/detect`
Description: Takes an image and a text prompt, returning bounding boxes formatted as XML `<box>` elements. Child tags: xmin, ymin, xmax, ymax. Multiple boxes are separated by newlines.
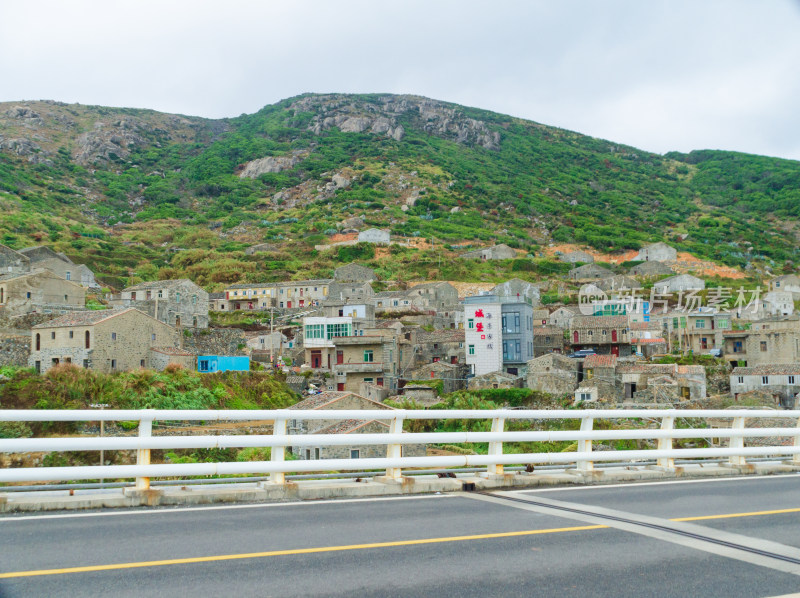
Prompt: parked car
<box><xmin>568</xmin><ymin>349</ymin><xmax>597</xmax><ymax>358</ymax></box>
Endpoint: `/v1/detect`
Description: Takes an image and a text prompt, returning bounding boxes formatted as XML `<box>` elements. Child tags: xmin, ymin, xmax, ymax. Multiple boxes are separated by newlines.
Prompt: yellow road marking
<box><xmin>3</xmin><ymin>506</ymin><xmax>799</xmax><ymax>579</ymax></box>
<box><xmin>673</xmin><ymin>507</ymin><xmax>800</xmax><ymax>522</ymax></box>
<box><xmin>0</xmin><ymin>525</ymin><xmax>606</xmax><ymax>579</ymax></box>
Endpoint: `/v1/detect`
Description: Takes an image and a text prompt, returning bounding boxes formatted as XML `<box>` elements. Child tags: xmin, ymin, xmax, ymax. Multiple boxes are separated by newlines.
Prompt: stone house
<box><xmin>407</xmin><ymin>360</ymin><xmax>468</xmax><ymax>394</ymax></box>
<box><xmin>559</xmin><ymin>250</ymin><xmax>594</xmax><ymax>264</ymax></box>
<box><xmin>616</xmin><ymin>363</ymin><xmax>706</xmax><ymax>402</ymax></box>
<box><xmin>334</xmin><ymin>263</ymin><xmax>377</xmax><ymax>282</ymax></box>
<box><xmin>401</xmin><ymin>328</ymin><xmax>466</xmax><ymax>370</ymax></box>
<box><xmin>652</xmin><ymin>274</ymin><xmax>706</xmax><ymax>294</ymax></box>
<box><xmin>532</xmin><ymin>326</ymin><xmax>564</xmax><ymax>357</ymax></box>
<box><xmin>569</xmin><ymin>315</ymin><xmax>631</xmax><ymax>356</ymax></box>
<box><xmin>117</xmin><ymin>279</ymin><xmax>209</xmax><ymax>328</ymax></box>
<box><xmin>399</xmin><ymin>384</ymin><xmax>440</xmax><ymax>406</ymax></box>
<box><xmin>321</xmin><ymin>302</ymin><xmax>376</xmax><ymax>334</ymax></box>
<box><xmin>761</xmin><ymin>291</ymin><xmax>794</xmax><ymax>317</ymax></box>
<box><xmin>0</xmin><ymin>244</ymin><xmax>30</xmax><ymax>275</ymax></box>
<box><xmin>594</xmin><ymin>275</ymin><xmax>642</xmax><ymax>293</ymax></box>
<box><xmin>147</xmin><ymin>346</ymin><xmax>197</xmax><ymax>370</ymax></box>
<box><xmin>224</xmin><ymin>280</ymin><xmax>332</xmax><ymax>310</ymax></box>
<box><xmin>404</xmin><ymin>282</ymin><xmax>459</xmax><ymax>310</ymax></box>
<box><xmin>568</xmin><ymin>263</ymin><xmax>614</xmax><ymax>281</ymax></box>
<box><xmin>208</xmin><ymin>292</ymin><xmax>228</xmax><ymax>311</ymax></box>
<box><xmin>629</xmin><ymin>261</ymin><xmax>673</xmax><ymax>278</ymax></box>
<box><xmin>0</xmin><ymin>269</ymin><xmax>86</xmax><ymax>317</ymax></box>
<box><xmin>287</xmin><ymin>391</ymin><xmax>426</xmax><ymax>460</ymax></box>
<box><xmin>461</xmin><ymin>244</ymin><xmax>517</xmax><ymax>261</ymax></box>
<box><xmin>246</xmin><ymin>331</ymin><xmax>293</xmax><ymax>353</ymax></box>
<box><xmin>730</xmin><ymin>364</ymin><xmax>800</xmax><ymax>407</ymax></box>
<box><xmin>636</xmin><ymin>242</ymin><xmax>677</xmax><ymax>262</ymax></box>
<box><xmin>327</xmin><ymin>281</ymin><xmax>374</xmax><ymax>303</ymax></box>
<box><xmin>526</xmin><ymin>353</ymin><xmax>578</xmax><ymax>396</ymax></box>
<box><xmin>357</xmin><ymin>228</ymin><xmax>390</xmax><ymax>245</ymax></box>
<box><xmin>491</xmin><ymin>278</ymin><xmax>541</xmax><ymax>306</ymax></box>
<box><xmin>18</xmin><ymin>246</ymin><xmax>99</xmax><ymax>288</ymax></box>
<box><xmin>469</xmin><ymin>371</ymin><xmax>523</xmax><ymax>390</ymax></box>
<box><xmin>722</xmin><ymin>318</ymin><xmax>800</xmax><ymax>368</ymax></box>
<box><xmin>29</xmin><ymin>307</ymin><xmax>180</xmax><ymax>374</ymax></box>
<box><xmin>579</xmin><ymin>354</ymin><xmax>618</xmax><ymax>400</ymax></box>
<box><xmin>769</xmin><ymin>274</ymin><xmax>800</xmax><ymax>299</ymax></box>
<box><xmin>548</xmin><ymin>306</ymin><xmax>580</xmax><ymax>329</ymax></box>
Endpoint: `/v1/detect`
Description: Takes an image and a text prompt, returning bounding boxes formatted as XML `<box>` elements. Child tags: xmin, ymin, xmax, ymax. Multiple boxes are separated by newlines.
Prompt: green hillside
<box><xmin>0</xmin><ymin>94</ymin><xmax>798</xmax><ymax>289</ymax></box>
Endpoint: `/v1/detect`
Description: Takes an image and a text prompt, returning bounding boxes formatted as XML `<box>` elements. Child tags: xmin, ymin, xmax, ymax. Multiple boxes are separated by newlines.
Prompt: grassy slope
<box><xmin>1</xmin><ymin>94</ymin><xmax>798</xmax><ymax>291</ymax></box>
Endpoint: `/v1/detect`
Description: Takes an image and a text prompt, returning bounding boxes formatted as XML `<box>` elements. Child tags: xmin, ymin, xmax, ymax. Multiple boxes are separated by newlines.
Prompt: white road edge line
<box><xmin>0</xmin><ymin>493</ymin><xmax>456</xmax><ymax>522</ymax></box>
<box><xmin>518</xmin><ymin>473</ymin><xmax>800</xmax><ymax>493</ymax></box>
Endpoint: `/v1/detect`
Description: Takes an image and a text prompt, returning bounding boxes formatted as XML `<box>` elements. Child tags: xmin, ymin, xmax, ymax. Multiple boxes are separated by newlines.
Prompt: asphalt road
<box><xmin>2</xmin><ymin>475</ymin><xmax>800</xmax><ymax>597</ymax></box>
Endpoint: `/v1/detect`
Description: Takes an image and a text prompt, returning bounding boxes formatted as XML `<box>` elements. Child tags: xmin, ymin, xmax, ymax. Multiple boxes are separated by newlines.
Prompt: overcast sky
<box><xmin>1</xmin><ymin>1</ymin><xmax>799</xmax><ymax>160</ymax></box>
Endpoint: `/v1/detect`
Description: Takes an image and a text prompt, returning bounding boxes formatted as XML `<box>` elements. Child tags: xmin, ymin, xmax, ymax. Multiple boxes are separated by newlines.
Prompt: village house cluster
<box><xmin>4</xmin><ymin>241</ymin><xmax>800</xmax><ymax>413</ymax></box>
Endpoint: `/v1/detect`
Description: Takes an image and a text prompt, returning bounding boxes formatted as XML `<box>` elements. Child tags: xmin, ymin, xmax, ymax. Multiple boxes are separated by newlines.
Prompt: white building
<box><xmin>652</xmin><ymin>274</ymin><xmax>705</xmax><ymax>294</ymax></box>
<box><xmin>464</xmin><ymin>297</ymin><xmax>503</xmax><ymax>376</ymax></box>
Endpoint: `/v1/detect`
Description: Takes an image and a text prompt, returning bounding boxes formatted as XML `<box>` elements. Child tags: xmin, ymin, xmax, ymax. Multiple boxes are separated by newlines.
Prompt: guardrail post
<box><xmin>270</xmin><ymin>418</ymin><xmax>287</xmax><ymax>484</ymax></box>
<box><xmin>135</xmin><ymin>416</ymin><xmax>153</xmax><ymax>490</ymax></box>
<box><xmin>576</xmin><ymin>417</ymin><xmax>594</xmax><ymax>472</ymax></box>
<box><xmin>385</xmin><ymin>415</ymin><xmax>405</xmax><ymax>480</ymax></box>
<box><xmin>793</xmin><ymin>417</ymin><xmax>800</xmax><ymax>466</ymax></box>
<box><xmin>487</xmin><ymin>417</ymin><xmax>506</xmax><ymax>476</ymax></box>
<box><xmin>728</xmin><ymin>416</ymin><xmax>746</xmax><ymax>466</ymax></box>
<box><xmin>657</xmin><ymin>416</ymin><xmax>675</xmax><ymax>470</ymax></box>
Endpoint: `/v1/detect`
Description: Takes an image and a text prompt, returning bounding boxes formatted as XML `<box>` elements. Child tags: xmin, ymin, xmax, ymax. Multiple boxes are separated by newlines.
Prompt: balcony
<box><xmin>334</xmin><ymin>362</ymin><xmax>384</xmax><ymax>374</ymax></box>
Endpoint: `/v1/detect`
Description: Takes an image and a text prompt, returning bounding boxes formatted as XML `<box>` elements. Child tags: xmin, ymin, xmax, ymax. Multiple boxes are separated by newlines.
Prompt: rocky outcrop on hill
<box><xmin>239</xmin><ymin>151</ymin><xmax>307</xmax><ymax>178</ymax></box>
<box><xmin>289</xmin><ymin>94</ymin><xmax>500</xmax><ymax>149</ymax></box>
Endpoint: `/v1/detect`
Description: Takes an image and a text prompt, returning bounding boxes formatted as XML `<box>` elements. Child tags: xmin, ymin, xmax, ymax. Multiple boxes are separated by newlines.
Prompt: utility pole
<box><xmin>269</xmin><ymin>306</ymin><xmax>275</xmax><ymax>369</ymax></box>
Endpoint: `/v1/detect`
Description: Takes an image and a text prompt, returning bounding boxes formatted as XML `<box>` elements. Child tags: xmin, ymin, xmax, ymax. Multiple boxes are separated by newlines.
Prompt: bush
<box><xmin>0</xmin><ymin>421</ymin><xmax>33</xmax><ymax>439</ymax></box>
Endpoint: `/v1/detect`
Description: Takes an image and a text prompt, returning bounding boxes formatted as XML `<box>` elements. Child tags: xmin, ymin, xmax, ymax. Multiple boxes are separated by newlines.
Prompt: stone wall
<box><xmin>0</xmin><ymin>334</ymin><xmax>30</xmax><ymax>367</ymax></box>
<box><xmin>181</xmin><ymin>328</ymin><xmax>248</xmax><ymax>356</ymax></box>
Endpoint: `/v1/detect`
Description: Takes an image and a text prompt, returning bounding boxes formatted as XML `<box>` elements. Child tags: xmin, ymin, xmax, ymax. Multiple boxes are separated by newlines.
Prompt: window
<box><xmin>468</xmin><ymin>318</ymin><xmax>474</xmax><ymax>329</ymax></box>
<box><xmin>192</xmin><ymin>295</ymin><xmax>197</xmax><ymax>305</ymax></box>
<box><xmin>140</xmin><ymin>359</ymin><xmax>145</xmax><ymax>368</ymax></box>
<box><xmin>66</xmin><ymin>271</ymin><xmax>71</xmax><ymax>280</ymax></box>
<box><xmin>760</xmin><ymin>341</ymin><xmax>767</xmax><ymax>352</ymax></box>
<box><xmin>588</xmin><ymin>330</ymin><xmax>593</xmax><ymax>337</ymax></box>
<box><xmin>199</xmin><ymin>359</ymin><xmax>210</xmax><ymax>372</ymax></box>
<box><xmin>737</xmin><ymin>376</ymin><xmax>744</xmax><ymax>384</ymax></box>
<box><xmin>502</xmin><ymin>339</ymin><xmax>521</xmax><ymax>362</ymax></box>
<box><xmin>364</xmin><ymin>378</ymin><xmax>374</xmax><ymax>383</ymax></box>
<box><xmin>602</xmin><ymin>329</ymin><xmax>607</xmax><ymax>336</ymax></box>
<box><xmin>151</xmin><ymin>333</ymin><xmax>156</xmax><ymax>341</ymax></box>
<box><xmin>69</xmin><ymin>331</ymin><xmax>74</xmax><ymax>339</ymax></box>
<box><xmin>695</xmin><ymin>319</ymin><xmax>705</xmax><ymax>329</ymax></box>
<box><xmin>325</xmin><ymin>322</ymin><xmax>352</xmax><ymax>339</ymax></box>
<box><xmin>176</xmin><ymin>292</ymin><xmax>181</xmax><ymax>302</ymax></box>
<box><xmin>111</xmin><ymin>332</ymin><xmax>117</xmax><ymax>340</ymax></box>
<box><xmin>305</xmin><ymin>324</ymin><xmax>325</xmax><ymax>340</ymax></box>
<box><xmin>111</xmin><ymin>359</ymin><xmax>117</xmax><ymax>370</ymax></box>
<box><xmin>579</xmin><ymin>392</ymin><xmax>592</xmax><ymax>402</ymax></box>
<box><xmin>158</xmin><ymin>290</ymin><xmax>163</xmax><ymax>298</ymax></box>
<box><xmin>790</xmin><ymin>376</ymin><xmax>796</xmax><ymax>385</ymax></box>
<box><xmin>363</xmin><ymin>350</ymin><xmax>374</xmax><ymax>362</ymax></box>
<box><xmin>50</xmin><ymin>331</ymin><xmax>55</xmax><ymax>339</ymax></box>
<box><xmin>26</xmin><ymin>292</ymin><xmax>31</xmax><ymax>299</ymax></box>
<box><xmin>502</xmin><ymin>312</ymin><xmax>520</xmax><ymax>334</ymax></box>
<box><xmin>468</xmin><ymin>344</ymin><xmax>475</xmax><ymax>356</ymax></box>
<box><xmin>762</xmin><ymin>376</ymin><xmax>769</xmax><ymax>385</ymax></box>
<box><xmin>350</xmin><ymin>449</ymin><xmax>360</xmax><ymax>459</ymax></box>
<box><xmin>83</xmin><ymin>360</ymin><xmax>88</xmax><ymax>368</ymax></box>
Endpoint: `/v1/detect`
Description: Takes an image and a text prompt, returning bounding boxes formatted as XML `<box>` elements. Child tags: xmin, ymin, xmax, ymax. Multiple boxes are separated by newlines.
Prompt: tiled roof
<box><xmin>313</xmin><ymin>419</ymin><xmax>390</xmax><ymax>435</ymax></box>
<box><xmin>124</xmin><ymin>279</ymin><xmax>193</xmax><ymax>291</ymax></box>
<box><xmin>32</xmin><ymin>308</ymin><xmax>140</xmax><ymax>329</ymax></box>
<box><xmin>532</xmin><ymin>326</ymin><xmax>562</xmax><ymax>336</ymax></box>
<box><xmin>571</xmin><ymin>315</ymin><xmax>629</xmax><ymax>329</ymax></box>
<box><xmin>416</xmin><ymin>329</ymin><xmax>465</xmax><ymax>343</ymax></box>
<box><xmin>732</xmin><ymin>364</ymin><xmax>800</xmax><ymax>376</ymax></box>
<box><xmin>584</xmin><ymin>354</ymin><xmax>617</xmax><ymax>368</ymax></box>
<box><xmin>288</xmin><ymin>391</ymin><xmax>392</xmax><ymax>411</ymax></box>
<box><xmin>630</xmin><ymin>322</ymin><xmax>662</xmax><ymax>331</ymax></box>
<box><xmin>631</xmin><ymin>338</ymin><xmax>666</xmax><ymax>344</ymax></box>
<box><xmin>0</xmin><ymin>268</ymin><xmax>60</xmax><ymax>283</ymax></box>
<box><xmin>209</xmin><ymin>292</ymin><xmax>226</xmax><ymax>299</ymax></box>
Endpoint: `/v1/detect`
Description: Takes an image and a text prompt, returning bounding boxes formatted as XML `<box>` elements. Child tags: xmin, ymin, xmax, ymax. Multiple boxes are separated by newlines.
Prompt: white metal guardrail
<box><xmin>1</xmin><ymin>409</ymin><xmax>799</xmax><ymax>490</ymax></box>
